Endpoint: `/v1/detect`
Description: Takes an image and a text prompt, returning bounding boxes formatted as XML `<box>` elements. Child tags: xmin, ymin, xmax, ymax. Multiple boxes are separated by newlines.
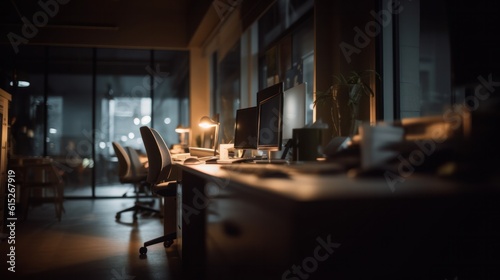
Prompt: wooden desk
<box><xmin>8</xmin><ymin>157</ymin><xmax>64</xmax><ymax>221</ymax></box>
<box><xmin>177</xmin><ymin>163</ymin><xmax>500</xmax><ymax>280</ymax></box>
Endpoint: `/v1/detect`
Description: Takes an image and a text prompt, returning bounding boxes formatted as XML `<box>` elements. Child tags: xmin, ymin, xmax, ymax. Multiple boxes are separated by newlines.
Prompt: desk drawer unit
<box><xmin>206</xmin><ymin>180</ymin><xmax>294</xmax><ymax>280</ymax></box>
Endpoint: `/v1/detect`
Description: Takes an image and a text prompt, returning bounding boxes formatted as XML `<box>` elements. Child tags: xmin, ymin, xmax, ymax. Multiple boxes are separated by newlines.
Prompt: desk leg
<box><xmin>180</xmin><ymin>170</ymin><xmax>206</xmax><ymax>280</ymax></box>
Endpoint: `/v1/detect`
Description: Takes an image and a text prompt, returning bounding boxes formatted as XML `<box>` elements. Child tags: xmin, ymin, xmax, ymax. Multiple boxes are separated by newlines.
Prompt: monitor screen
<box><xmin>257</xmin><ymin>82</ymin><xmax>284</xmax><ymax>104</ymax></box>
<box><xmin>234</xmin><ymin>106</ymin><xmax>258</xmax><ymax>149</ymax></box>
<box><xmin>282</xmin><ymin>83</ymin><xmax>306</xmax><ymax>140</ymax></box>
<box><xmin>257</xmin><ymin>92</ymin><xmax>283</xmax><ymax>151</ymax></box>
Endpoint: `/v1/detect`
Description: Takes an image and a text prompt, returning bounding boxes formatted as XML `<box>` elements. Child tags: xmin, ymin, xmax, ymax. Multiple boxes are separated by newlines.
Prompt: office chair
<box><xmin>112</xmin><ymin>142</ymin><xmax>160</xmax><ymax>220</ymax></box>
<box><xmin>138</xmin><ymin>126</ymin><xmax>178</xmax><ymax>255</ymax></box>
<box><xmin>125</xmin><ymin>146</ymin><xmax>157</xmax><ymax>207</ymax></box>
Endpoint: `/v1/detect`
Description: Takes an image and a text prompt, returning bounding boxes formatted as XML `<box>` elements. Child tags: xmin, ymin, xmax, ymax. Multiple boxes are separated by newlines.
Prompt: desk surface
<box><xmin>176</xmin><ymin>162</ymin><xmax>484</xmax><ymax>202</ymax></box>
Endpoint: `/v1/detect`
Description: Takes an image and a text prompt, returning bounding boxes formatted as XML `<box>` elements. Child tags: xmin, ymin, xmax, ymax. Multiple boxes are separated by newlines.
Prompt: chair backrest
<box><xmin>152</xmin><ymin>128</ymin><xmax>174</xmax><ymax>181</ymax></box>
<box><xmin>140</xmin><ymin>126</ymin><xmax>174</xmax><ymax>185</ymax></box>
<box><xmin>125</xmin><ymin>146</ymin><xmax>148</xmax><ymax>178</ymax></box>
<box><xmin>112</xmin><ymin>141</ymin><xmax>132</xmax><ymax>183</ymax></box>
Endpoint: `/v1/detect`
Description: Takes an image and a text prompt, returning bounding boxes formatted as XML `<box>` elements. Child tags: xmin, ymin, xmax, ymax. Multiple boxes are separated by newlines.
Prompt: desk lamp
<box><xmin>199</xmin><ymin>116</ymin><xmax>220</xmax><ymax>156</ymax></box>
<box><xmin>175</xmin><ymin>125</ymin><xmax>191</xmax><ymax>148</ymax></box>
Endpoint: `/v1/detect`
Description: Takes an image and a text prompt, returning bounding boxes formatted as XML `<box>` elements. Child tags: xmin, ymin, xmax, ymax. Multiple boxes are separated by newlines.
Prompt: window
<box><xmin>95</xmin><ymin>49</ymin><xmax>189</xmax><ymax>197</ymax></box>
<box><xmin>0</xmin><ymin>45</ymin><xmax>189</xmax><ymax>198</ymax></box>
<box><xmin>214</xmin><ymin>41</ymin><xmax>241</xmax><ymax>144</ymax></box>
<box><xmin>388</xmin><ymin>0</ymin><xmax>499</xmax><ymax>119</ymax></box>
<box><xmin>259</xmin><ymin>3</ymin><xmax>314</xmax><ymax>124</ymax></box>
<box><xmin>207</xmin><ymin>0</ymin><xmax>313</xmax><ymax>146</ymax></box>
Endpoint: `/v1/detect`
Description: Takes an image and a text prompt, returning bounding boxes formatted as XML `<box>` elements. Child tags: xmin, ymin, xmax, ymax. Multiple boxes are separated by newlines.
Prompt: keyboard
<box><xmin>221</xmin><ymin>161</ymin><xmax>345</xmax><ymax>176</ymax></box>
<box><xmin>189</xmin><ymin>147</ymin><xmax>219</xmax><ymax>157</ymax></box>
<box><xmin>220</xmin><ymin>164</ymin><xmax>291</xmax><ymax>178</ymax></box>
<box><xmin>216</xmin><ymin>158</ymin><xmax>248</xmax><ymax>164</ymax></box>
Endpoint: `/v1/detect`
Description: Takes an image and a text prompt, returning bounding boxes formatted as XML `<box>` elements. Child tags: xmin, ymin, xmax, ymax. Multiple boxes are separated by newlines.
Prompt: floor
<box><xmin>0</xmin><ymin>197</ymin><xmax>181</xmax><ymax>280</ymax></box>
<box><xmin>63</xmin><ymin>183</ymin><xmax>143</xmax><ymax>197</ymax></box>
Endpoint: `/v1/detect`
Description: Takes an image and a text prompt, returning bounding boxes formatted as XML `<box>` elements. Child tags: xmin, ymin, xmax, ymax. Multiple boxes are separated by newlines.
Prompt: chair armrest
<box><xmin>153</xmin><ymin>181</ymin><xmax>178</xmax><ymax>197</ymax></box>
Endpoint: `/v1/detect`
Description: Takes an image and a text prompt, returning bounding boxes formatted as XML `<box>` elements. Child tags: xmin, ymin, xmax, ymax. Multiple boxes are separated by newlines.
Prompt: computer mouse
<box><xmin>183</xmin><ymin>157</ymin><xmax>202</xmax><ymax>165</ymax></box>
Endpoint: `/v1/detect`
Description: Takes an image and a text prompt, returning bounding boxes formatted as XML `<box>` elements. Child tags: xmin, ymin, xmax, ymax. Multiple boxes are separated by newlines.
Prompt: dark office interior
<box><xmin>1</xmin><ymin>0</ymin><xmax>499</xmax><ymax>279</ymax></box>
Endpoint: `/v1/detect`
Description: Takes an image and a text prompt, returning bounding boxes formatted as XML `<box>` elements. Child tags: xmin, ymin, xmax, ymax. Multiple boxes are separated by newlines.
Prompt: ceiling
<box><xmin>0</xmin><ymin>0</ymin><xmax>214</xmax><ymax>50</ymax></box>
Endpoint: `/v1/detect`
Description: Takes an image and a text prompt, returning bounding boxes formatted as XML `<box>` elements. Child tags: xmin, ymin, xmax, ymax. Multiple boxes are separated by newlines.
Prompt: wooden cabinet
<box><xmin>0</xmin><ymin>88</ymin><xmax>12</xmax><ymax>234</ymax></box>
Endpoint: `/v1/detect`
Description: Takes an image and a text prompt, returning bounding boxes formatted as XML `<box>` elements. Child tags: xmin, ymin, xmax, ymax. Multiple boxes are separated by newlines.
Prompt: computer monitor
<box><xmin>257</xmin><ymin>82</ymin><xmax>284</xmax><ymax>104</ymax></box>
<box><xmin>234</xmin><ymin>106</ymin><xmax>258</xmax><ymax>150</ymax></box>
<box><xmin>282</xmin><ymin>83</ymin><xmax>307</xmax><ymax>141</ymax></box>
<box><xmin>257</xmin><ymin>90</ymin><xmax>283</xmax><ymax>151</ymax></box>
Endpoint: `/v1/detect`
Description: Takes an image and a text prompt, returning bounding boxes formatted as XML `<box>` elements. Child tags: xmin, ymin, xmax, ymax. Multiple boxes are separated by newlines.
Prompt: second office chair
<box><xmin>112</xmin><ymin>142</ymin><xmax>160</xmax><ymax>220</ymax></box>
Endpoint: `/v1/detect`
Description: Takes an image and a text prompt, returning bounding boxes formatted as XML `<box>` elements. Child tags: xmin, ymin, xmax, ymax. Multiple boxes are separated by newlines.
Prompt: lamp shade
<box><xmin>175</xmin><ymin>125</ymin><xmax>191</xmax><ymax>133</ymax></box>
<box><xmin>199</xmin><ymin>116</ymin><xmax>219</xmax><ymax>128</ymax></box>
<box><xmin>198</xmin><ymin>116</ymin><xmax>220</xmax><ymax>156</ymax></box>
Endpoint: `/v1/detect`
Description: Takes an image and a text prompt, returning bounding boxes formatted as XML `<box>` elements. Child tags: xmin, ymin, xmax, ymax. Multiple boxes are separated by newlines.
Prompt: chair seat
<box><xmin>120</xmin><ymin>175</ymin><xmax>147</xmax><ymax>185</ymax></box>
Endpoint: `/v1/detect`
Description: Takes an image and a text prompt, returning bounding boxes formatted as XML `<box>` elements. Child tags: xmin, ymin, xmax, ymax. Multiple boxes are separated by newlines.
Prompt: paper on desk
<box><xmin>360</xmin><ymin>123</ymin><xmax>404</xmax><ymax>170</ymax></box>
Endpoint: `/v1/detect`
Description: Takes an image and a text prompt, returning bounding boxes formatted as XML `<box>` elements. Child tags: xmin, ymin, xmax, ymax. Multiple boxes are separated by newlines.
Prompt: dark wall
<box><xmin>0</xmin><ymin>0</ymin><xmax>190</xmax><ymax>50</ymax></box>
<box><xmin>446</xmin><ymin>0</ymin><xmax>500</xmax><ymax>85</ymax></box>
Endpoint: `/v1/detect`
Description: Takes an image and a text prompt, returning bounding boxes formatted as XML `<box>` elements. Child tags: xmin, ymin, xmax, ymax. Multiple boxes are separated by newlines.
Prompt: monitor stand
<box><xmin>280</xmin><ymin>139</ymin><xmax>293</xmax><ymax>160</ymax></box>
<box><xmin>253</xmin><ymin>159</ymin><xmax>288</xmax><ymax>164</ymax></box>
<box><xmin>253</xmin><ymin>150</ymin><xmax>289</xmax><ymax>164</ymax></box>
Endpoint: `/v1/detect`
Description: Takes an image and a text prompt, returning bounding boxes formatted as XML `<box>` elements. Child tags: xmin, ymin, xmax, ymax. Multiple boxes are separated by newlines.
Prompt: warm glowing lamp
<box><xmin>199</xmin><ymin>116</ymin><xmax>220</xmax><ymax>156</ymax></box>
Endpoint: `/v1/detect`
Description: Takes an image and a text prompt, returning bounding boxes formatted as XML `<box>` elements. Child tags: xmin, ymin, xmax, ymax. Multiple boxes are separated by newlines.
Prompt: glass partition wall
<box><xmin>47</xmin><ymin>48</ymin><xmax>94</xmax><ymax>196</ymax></box>
<box><xmin>0</xmin><ymin>45</ymin><xmax>189</xmax><ymax>198</ymax></box>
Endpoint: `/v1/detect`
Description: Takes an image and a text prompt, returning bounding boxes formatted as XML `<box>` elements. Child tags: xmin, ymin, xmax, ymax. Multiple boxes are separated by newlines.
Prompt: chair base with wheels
<box><xmin>139</xmin><ymin>231</ymin><xmax>176</xmax><ymax>255</ymax></box>
<box><xmin>115</xmin><ymin>199</ymin><xmax>160</xmax><ymax>221</ymax></box>
<box><xmin>138</xmin><ymin>183</ymin><xmax>177</xmax><ymax>254</ymax></box>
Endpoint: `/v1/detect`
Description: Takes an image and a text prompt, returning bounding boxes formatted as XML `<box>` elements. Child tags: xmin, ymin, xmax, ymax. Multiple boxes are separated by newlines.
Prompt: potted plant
<box><xmin>314</xmin><ymin>70</ymin><xmax>380</xmax><ymax>137</ymax></box>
